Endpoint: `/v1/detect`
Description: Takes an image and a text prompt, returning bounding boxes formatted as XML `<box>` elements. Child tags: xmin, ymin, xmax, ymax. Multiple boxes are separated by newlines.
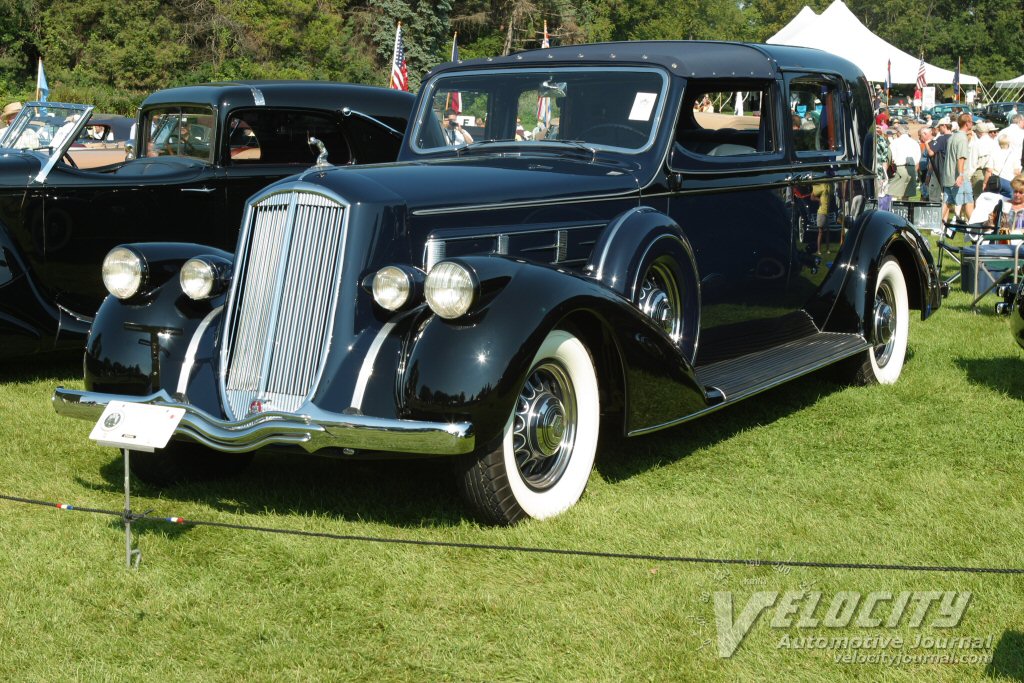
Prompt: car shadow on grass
<box><xmin>83</xmin><ymin>366</ymin><xmax>852</xmax><ymax>529</ymax></box>
<box><xmin>987</xmin><ymin>630</ymin><xmax>1024</xmax><ymax>681</ymax></box>
<box><xmin>954</xmin><ymin>356</ymin><xmax>1024</xmax><ymax>400</ymax></box>
<box><xmin>0</xmin><ymin>353</ymin><xmax>81</xmax><ymax>383</ymax></box>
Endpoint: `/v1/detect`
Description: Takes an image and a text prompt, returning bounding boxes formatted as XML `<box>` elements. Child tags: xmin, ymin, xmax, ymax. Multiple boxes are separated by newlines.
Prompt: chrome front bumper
<box><xmin>52</xmin><ymin>388</ymin><xmax>475</xmax><ymax>456</ymax></box>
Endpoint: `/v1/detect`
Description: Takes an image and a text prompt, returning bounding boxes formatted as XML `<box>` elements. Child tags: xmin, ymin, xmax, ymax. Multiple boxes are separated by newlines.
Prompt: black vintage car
<box><xmin>54</xmin><ymin>41</ymin><xmax>941</xmax><ymax>524</ymax></box>
<box><xmin>0</xmin><ymin>82</ymin><xmax>414</xmax><ymax>358</ymax></box>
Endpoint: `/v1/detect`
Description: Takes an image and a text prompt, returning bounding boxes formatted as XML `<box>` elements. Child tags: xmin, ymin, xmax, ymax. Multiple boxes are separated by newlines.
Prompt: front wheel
<box><xmin>458</xmin><ymin>330</ymin><xmax>600</xmax><ymax>525</ymax></box>
<box><xmin>838</xmin><ymin>256</ymin><xmax>910</xmax><ymax>385</ymax></box>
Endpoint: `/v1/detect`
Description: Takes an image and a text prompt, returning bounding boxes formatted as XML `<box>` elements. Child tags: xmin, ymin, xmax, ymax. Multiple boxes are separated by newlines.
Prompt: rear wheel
<box><xmin>839</xmin><ymin>256</ymin><xmax>909</xmax><ymax>385</ymax></box>
<box><xmin>128</xmin><ymin>441</ymin><xmax>253</xmax><ymax>486</ymax></box>
<box><xmin>458</xmin><ymin>330</ymin><xmax>600</xmax><ymax>525</ymax></box>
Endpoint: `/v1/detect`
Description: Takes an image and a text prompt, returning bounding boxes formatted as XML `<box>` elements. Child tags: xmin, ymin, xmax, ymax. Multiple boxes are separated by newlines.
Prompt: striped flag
<box><xmin>536</xmin><ymin>21</ymin><xmax>551</xmax><ymax>129</ymax></box>
<box><xmin>953</xmin><ymin>57</ymin><xmax>960</xmax><ymax>101</ymax></box>
<box><xmin>389</xmin><ymin>22</ymin><xmax>408</xmax><ymax>92</ymax></box>
<box><xmin>916</xmin><ymin>57</ymin><xmax>927</xmax><ymax>89</ymax></box>
<box><xmin>448</xmin><ymin>33</ymin><xmax>461</xmax><ymax>113</ymax></box>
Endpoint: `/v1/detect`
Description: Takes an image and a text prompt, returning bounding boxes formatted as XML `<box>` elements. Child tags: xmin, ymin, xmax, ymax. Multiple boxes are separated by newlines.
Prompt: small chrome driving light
<box><xmin>101</xmin><ymin>246</ymin><xmax>145</xmax><ymax>299</ymax></box>
<box><xmin>180</xmin><ymin>258</ymin><xmax>218</xmax><ymax>300</ymax></box>
<box><xmin>425</xmin><ymin>261</ymin><xmax>477</xmax><ymax>319</ymax></box>
<box><xmin>372</xmin><ymin>266</ymin><xmax>412</xmax><ymax>311</ymax></box>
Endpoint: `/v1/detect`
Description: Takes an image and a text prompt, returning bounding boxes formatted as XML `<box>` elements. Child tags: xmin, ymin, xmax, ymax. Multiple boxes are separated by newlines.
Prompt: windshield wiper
<box><xmin>455</xmin><ymin>139</ymin><xmax>516</xmax><ymax>156</ymax></box>
<box><xmin>455</xmin><ymin>138</ymin><xmax>598</xmax><ymax>162</ymax></box>
<box><xmin>540</xmin><ymin>138</ymin><xmax>598</xmax><ymax>161</ymax></box>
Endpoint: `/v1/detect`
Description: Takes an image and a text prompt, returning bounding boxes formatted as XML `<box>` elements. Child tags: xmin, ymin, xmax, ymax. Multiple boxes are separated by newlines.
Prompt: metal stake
<box><xmin>123</xmin><ymin>448</ymin><xmax>141</xmax><ymax>570</ymax></box>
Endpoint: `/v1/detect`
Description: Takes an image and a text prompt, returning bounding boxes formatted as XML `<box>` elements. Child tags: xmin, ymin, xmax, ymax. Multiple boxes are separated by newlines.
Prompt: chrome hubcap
<box><xmin>638</xmin><ymin>261</ymin><xmax>682</xmax><ymax>340</ymax></box>
<box><xmin>513</xmin><ymin>361</ymin><xmax>576</xmax><ymax>491</ymax></box>
<box><xmin>873</xmin><ymin>282</ymin><xmax>897</xmax><ymax>366</ymax></box>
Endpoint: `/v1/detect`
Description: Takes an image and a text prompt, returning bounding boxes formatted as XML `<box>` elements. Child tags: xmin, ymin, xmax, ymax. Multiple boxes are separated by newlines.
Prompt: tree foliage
<box><xmin>0</xmin><ymin>0</ymin><xmax>1019</xmax><ymax>115</ymax></box>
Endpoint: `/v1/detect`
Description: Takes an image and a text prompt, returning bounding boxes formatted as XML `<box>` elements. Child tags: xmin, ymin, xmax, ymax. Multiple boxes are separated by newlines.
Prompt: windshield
<box><xmin>411</xmin><ymin>66</ymin><xmax>668</xmax><ymax>155</ymax></box>
<box><xmin>141</xmin><ymin>106</ymin><xmax>215</xmax><ymax>163</ymax></box>
<box><xmin>0</xmin><ymin>102</ymin><xmax>92</xmax><ymax>156</ymax></box>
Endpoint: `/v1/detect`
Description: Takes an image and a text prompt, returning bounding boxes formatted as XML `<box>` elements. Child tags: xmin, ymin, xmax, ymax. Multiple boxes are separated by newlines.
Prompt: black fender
<box><xmin>400</xmin><ymin>256</ymin><xmax>708</xmax><ymax>452</ymax></box>
<box><xmin>84</xmin><ymin>243</ymin><xmax>232</xmax><ymax>400</ymax></box>
<box><xmin>818</xmin><ymin>209</ymin><xmax>940</xmax><ymax>338</ymax></box>
<box><xmin>0</xmin><ymin>219</ymin><xmax>68</xmax><ymax>357</ymax></box>
<box><xmin>585</xmin><ymin>206</ymin><xmax>700</xmax><ymax>361</ymax></box>
<box><xmin>1012</xmin><ymin>287</ymin><xmax>1024</xmax><ymax>350</ymax></box>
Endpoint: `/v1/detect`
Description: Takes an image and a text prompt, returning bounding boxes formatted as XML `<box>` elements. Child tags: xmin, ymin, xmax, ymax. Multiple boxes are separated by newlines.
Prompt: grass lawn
<box><xmin>2</xmin><ymin>248</ymin><xmax>1024</xmax><ymax>681</ymax></box>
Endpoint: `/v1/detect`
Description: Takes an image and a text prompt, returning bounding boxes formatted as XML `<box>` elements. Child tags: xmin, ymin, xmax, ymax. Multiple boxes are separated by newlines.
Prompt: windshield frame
<box><xmin>409</xmin><ymin>65</ymin><xmax>671</xmax><ymax>157</ymax></box>
<box><xmin>0</xmin><ymin>102</ymin><xmax>95</xmax><ymax>182</ymax></box>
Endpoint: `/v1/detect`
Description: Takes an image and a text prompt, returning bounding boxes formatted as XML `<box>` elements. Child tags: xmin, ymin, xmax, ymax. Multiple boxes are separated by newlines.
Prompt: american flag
<box><xmin>916</xmin><ymin>57</ymin><xmax>927</xmax><ymax>89</ymax></box>
<box><xmin>389</xmin><ymin>22</ymin><xmax>408</xmax><ymax>92</ymax></box>
<box><xmin>536</xmin><ymin>21</ymin><xmax>551</xmax><ymax>128</ymax></box>
<box><xmin>448</xmin><ymin>33</ymin><xmax>461</xmax><ymax>113</ymax></box>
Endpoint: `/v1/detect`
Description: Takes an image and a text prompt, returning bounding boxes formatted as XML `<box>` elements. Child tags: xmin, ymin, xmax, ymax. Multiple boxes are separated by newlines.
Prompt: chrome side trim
<box><xmin>176</xmin><ymin>306</ymin><xmax>224</xmax><ymax>395</ymax></box>
<box><xmin>350</xmin><ymin>312</ymin><xmax>414</xmax><ymax>410</ymax></box>
<box><xmin>52</xmin><ymin>388</ymin><xmax>475</xmax><ymax>456</ymax></box>
<box><xmin>412</xmin><ymin>189</ymin><xmax>638</xmax><ymax>217</ymax></box>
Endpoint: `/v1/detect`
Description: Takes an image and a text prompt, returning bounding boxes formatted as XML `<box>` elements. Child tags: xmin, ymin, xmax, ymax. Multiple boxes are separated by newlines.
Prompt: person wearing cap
<box><xmin>0</xmin><ymin>101</ymin><xmax>23</xmax><ymax>141</ymax></box>
<box><xmin>970</xmin><ymin>121</ymin><xmax>996</xmax><ymax>197</ymax></box>
<box><xmin>942</xmin><ymin>113</ymin><xmax>974</xmax><ymax>222</ymax></box>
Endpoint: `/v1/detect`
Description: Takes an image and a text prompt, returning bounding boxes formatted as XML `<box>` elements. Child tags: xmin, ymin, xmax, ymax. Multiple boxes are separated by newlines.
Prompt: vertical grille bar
<box><xmin>222</xmin><ymin>189</ymin><xmax>348</xmax><ymax>418</ymax></box>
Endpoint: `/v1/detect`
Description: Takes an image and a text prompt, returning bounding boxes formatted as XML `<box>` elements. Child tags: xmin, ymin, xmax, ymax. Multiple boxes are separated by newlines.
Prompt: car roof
<box><xmin>140</xmin><ymin>81</ymin><xmax>415</xmax><ymax>119</ymax></box>
<box><xmin>429</xmin><ymin>40</ymin><xmax>864</xmax><ymax>84</ymax></box>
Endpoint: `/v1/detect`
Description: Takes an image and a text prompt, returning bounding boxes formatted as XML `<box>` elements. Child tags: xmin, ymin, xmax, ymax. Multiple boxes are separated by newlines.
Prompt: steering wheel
<box><xmin>577</xmin><ymin>123</ymin><xmax>648</xmax><ymax>146</ymax></box>
<box><xmin>62</xmin><ymin>152</ymin><xmax>78</xmax><ymax>168</ymax></box>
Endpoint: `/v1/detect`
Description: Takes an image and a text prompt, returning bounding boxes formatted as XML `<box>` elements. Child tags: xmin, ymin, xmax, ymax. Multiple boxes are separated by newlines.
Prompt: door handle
<box><xmin>181</xmin><ymin>187</ymin><xmax>216</xmax><ymax>193</ymax></box>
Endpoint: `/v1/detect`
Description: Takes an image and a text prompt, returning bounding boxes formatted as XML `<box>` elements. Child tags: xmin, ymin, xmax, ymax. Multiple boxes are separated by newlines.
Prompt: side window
<box><xmin>673</xmin><ymin>81</ymin><xmax>777</xmax><ymax>163</ymax></box>
<box><xmin>225</xmin><ymin>109</ymin><xmax>351</xmax><ymax>165</ymax></box>
<box><xmin>789</xmin><ymin>77</ymin><xmax>843</xmax><ymax>156</ymax></box>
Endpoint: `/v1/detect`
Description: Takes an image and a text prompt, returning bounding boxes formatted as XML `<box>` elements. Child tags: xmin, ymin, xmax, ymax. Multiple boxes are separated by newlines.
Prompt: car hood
<box><xmin>0</xmin><ymin>151</ymin><xmax>42</xmax><ymax>180</ymax></box>
<box><xmin>293</xmin><ymin>153</ymin><xmax>642</xmax><ymax>214</ymax></box>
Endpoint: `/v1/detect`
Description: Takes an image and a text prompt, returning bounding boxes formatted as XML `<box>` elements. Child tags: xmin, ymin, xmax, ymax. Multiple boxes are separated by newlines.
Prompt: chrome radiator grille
<box><xmin>222</xmin><ymin>190</ymin><xmax>348</xmax><ymax>419</ymax></box>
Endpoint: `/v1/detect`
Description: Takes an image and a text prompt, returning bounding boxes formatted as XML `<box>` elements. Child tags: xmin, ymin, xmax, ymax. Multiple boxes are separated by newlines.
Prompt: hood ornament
<box><xmin>308</xmin><ymin>136</ymin><xmax>332</xmax><ymax>169</ymax></box>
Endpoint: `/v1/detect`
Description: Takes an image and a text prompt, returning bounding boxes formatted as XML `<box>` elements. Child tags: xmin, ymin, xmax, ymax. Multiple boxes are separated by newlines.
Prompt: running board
<box><xmin>695</xmin><ymin>332</ymin><xmax>868</xmax><ymax>403</ymax></box>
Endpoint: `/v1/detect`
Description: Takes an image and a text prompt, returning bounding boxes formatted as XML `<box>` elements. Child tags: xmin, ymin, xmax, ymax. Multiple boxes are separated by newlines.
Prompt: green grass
<box><xmin>2</xmin><ymin>258</ymin><xmax>1024</xmax><ymax>680</ymax></box>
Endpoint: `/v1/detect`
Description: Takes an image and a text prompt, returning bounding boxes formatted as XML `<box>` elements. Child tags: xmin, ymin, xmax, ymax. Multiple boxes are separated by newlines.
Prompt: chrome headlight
<box><xmin>372</xmin><ymin>266</ymin><xmax>412</xmax><ymax>311</ymax></box>
<box><xmin>101</xmin><ymin>247</ymin><xmax>145</xmax><ymax>300</ymax></box>
<box><xmin>425</xmin><ymin>261</ymin><xmax>477</xmax><ymax>319</ymax></box>
<box><xmin>180</xmin><ymin>258</ymin><xmax>218</xmax><ymax>300</ymax></box>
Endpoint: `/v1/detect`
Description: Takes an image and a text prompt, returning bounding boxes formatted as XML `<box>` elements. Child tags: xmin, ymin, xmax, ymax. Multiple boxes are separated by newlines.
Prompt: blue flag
<box><xmin>36</xmin><ymin>58</ymin><xmax>48</xmax><ymax>102</ymax></box>
<box><xmin>953</xmin><ymin>58</ymin><xmax>960</xmax><ymax>100</ymax></box>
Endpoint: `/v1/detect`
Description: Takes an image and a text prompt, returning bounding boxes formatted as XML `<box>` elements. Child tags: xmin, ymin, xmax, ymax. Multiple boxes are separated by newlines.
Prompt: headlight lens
<box><xmin>425</xmin><ymin>261</ymin><xmax>476</xmax><ymax>319</ymax></box>
<box><xmin>180</xmin><ymin>258</ymin><xmax>217</xmax><ymax>300</ymax></box>
<box><xmin>101</xmin><ymin>247</ymin><xmax>144</xmax><ymax>299</ymax></box>
<box><xmin>372</xmin><ymin>266</ymin><xmax>412</xmax><ymax>311</ymax></box>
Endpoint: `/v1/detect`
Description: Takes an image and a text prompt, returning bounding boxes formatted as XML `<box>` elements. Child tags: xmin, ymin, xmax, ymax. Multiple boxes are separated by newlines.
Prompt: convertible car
<box><xmin>54</xmin><ymin>41</ymin><xmax>942</xmax><ymax>524</ymax></box>
<box><xmin>0</xmin><ymin>82</ymin><xmax>414</xmax><ymax>358</ymax></box>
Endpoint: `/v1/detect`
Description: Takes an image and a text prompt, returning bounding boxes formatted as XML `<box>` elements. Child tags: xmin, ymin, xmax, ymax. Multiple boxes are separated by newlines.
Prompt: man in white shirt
<box><xmin>970</xmin><ymin>121</ymin><xmax>996</xmax><ymax>197</ymax></box>
<box><xmin>998</xmin><ymin>113</ymin><xmax>1024</xmax><ymax>170</ymax></box>
<box><xmin>888</xmin><ymin>124</ymin><xmax>921</xmax><ymax>200</ymax></box>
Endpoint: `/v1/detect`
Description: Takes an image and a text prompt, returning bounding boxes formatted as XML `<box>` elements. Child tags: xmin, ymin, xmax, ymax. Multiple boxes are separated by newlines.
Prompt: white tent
<box><xmin>768</xmin><ymin>0</ymin><xmax>980</xmax><ymax>86</ymax></box>
<box><xmin>991</xmin><ymin>75</ymin><xmax>1024</xmax><ymax>102</ymax></box>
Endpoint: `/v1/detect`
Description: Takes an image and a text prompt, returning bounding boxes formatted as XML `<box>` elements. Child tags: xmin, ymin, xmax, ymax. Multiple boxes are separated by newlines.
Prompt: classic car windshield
<box><xmin>0</xmin><ymin>103</ymin><xmax>92</xmax><ymax>156</ymax></box>
<box><xmin>411</xmin><ymin>66</ymin><xmax>668</xmax><ymax>154</ymax></box>
<box><xmin>142</xmin><ymin>106</ymin><xmax>215</xmax><ymax>163</ymax></box>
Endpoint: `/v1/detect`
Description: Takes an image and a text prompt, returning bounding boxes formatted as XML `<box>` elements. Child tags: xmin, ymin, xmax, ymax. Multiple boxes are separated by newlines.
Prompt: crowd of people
<box><xmin>873</xmin><ymin>94</ymin><xmax>1024</xmax><ymax>234</ymax></box>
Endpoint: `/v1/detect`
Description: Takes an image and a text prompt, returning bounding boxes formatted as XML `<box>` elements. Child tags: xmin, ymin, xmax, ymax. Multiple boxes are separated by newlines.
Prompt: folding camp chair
<box><xmin>938</xmin><ymin>220</ymin><xmax>1024</xmax><ymax>311</ymax></box>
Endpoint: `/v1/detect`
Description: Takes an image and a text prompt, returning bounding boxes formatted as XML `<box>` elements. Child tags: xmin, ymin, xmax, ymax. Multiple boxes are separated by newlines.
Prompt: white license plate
<box><xmin>89</xmin><ymin>401</ymin><xmax>186</xmax><ymax>452</ymax></box>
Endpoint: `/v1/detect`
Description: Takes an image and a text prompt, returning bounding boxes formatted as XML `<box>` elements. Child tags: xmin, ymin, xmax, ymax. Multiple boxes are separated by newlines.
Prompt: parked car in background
<box><xmin>980</xmin><ymin>102</ymin><xmax>1023</xmax><ymax>128</ymax></box>
<box><xmin>924</xmin><ymin>102</ymin><xmax>974</xmax><ymax>121</ymax></box>
<box><xmin>0</xmin><ymin>82</ymin><xmax>414</xmax><ymax>359</ymax></box>
<box><xmin>54</xmin><ymin>41</ymin><xmax>941</xmax><ymax>524</ymax></box>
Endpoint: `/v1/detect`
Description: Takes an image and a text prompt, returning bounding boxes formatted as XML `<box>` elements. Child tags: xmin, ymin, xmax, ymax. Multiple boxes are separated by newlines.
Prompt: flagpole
<box><xmin>35</xmin><ymin>58</ymin><xmax>41</xmax><ymax>101</ymax></box>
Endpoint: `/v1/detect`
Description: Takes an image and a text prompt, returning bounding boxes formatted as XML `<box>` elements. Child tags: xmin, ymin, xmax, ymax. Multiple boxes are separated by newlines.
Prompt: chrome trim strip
<box><xmin>412</xmin><ymin>190</ymin><xmax>638</xmax><ymax>217</ymax></box>
<box><xmin>52</xmin><ymin>387</ymin><xmax>475</xmax><ymax>456</ymax></box>
<box><xmin>176</xmin><ymin>306</ymin><xmax>224</xmax><ymax>395</ymax></box>
<box><xmin>34</xmin><ymin>104</ymin><xmax>95</xmax><ymax>184</ymax></box>
<box><xmin>594</xmin><ymin>206</ymin><xmax>647</xmax><ymax>281</ymax></box>
<box><xmin>351</xmin><ymin>311</ymin><xmax>414</xmax><ymax>410</ymax></box>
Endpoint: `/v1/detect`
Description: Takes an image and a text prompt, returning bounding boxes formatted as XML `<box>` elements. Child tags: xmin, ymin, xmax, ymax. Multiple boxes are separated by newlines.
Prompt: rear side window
<box><xmin>225</xmin><ymin>109</ymin><xmax>351</xmax><ymax>165</ymax></box>
<box><xmin>673</xmin><ymin>80</ymin><xmax>778</xmax><ymax>164</ymax></box>
<box><xmin>789</xmin><ymin>77</ymin><xmax>844</xmax><ymax>157</ymax></box>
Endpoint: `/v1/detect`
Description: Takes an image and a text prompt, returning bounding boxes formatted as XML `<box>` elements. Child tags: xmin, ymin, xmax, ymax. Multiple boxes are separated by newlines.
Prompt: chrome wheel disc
<box><xmin>873</xmin><ymin>281</ymin><xmax>897</xmax><ymax>367</ymax></box>
<box><xmin>512</xmin><ymin>361</ymin><xmax>577</xmax><ymax>491</ymax></box>
<box><xmin>638</xmin><ymin>260</ymin><xmax>683</xmax><ymax>340</ymax></box>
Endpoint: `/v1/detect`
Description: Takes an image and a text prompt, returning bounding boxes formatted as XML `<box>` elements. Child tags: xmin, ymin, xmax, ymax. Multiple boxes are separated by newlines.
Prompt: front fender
<box><xmin>84</xmin><ymin>243</ymin><xmax>232</xmax><ymax>398</ymax></box>
<box><xmin>400</xmin><ymin>256</ymin><xmax>708</xmax><ymax>451</ymax></box>
<box><xmin>820</xmin><ymin>209</ymin><xmax>940</xmax><ymax>336</ymax></box>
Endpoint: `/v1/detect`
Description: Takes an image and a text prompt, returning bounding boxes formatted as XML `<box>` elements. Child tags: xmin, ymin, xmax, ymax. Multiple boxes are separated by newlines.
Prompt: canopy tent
<box><xmin>991</xmin><ymin>75</ymin><xmax>1024</xmax><ymax>102</ymax></box>
<box><xmin>768</xmin><ymin>0</ymin><xmax>980</xmax><ymax>87</ymax></box>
